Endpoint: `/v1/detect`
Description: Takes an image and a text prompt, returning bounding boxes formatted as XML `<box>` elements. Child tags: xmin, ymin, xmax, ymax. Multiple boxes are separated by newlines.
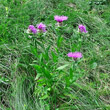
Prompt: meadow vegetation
<box><xmin>0</xmin><ymin>0</ymin><xmax>110</xmax><ymax>110</ymax></box>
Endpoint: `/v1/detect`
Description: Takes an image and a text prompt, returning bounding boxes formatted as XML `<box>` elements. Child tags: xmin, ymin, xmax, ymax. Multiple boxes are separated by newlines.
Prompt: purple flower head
<box><xmin>37</xmin><ymin>23</ymin><xmax>46</xmax><ymax>32</ymax></box>
<box><xmin>54</xmin><ymin>15</ymin><xmax>68</xmax><ymax>23</ymax></box>
<box><xmin>31</xmin><ymin>28</ymin><xmax>37</xmax><ymax>34</ymax></box>
<box><xmin>28</xmin><ymin>25</ymin><xmax>37</xmax><ymax>34</ymax></box>
<box><xmin>28</xmin><ymin>25</ymin><xmax>35</xmax><ymax>30</ymax></box>
<box><xmin>67</xmin><ymin>52</ymin><xmax>74</xmax><ymax>57</ymax></box>
<box><xmin>78</xmin><ymin>24</ymin><xmax>88</xmax><ymax>33</ymax></box>
<box><xmin>67</xmin><ymin>52</ymin><xmax>82</xmax><ymax>59</ymax></box>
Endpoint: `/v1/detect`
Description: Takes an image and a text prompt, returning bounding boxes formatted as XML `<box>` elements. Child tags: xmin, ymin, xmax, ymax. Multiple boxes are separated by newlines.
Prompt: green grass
<box><xmin>0</xmin><ymin>0</ymin><xmax>110</xmax><ymax>110</ymax></box>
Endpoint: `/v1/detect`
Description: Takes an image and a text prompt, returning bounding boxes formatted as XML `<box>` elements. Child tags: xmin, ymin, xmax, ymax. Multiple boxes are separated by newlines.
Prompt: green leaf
<box><xmin>65</xmin><ymin>76</ymin><xmax>70</xmax><ymax>87</ymax></box>
<box><xmin>73</xmin><ymin>82</ymin><xmax>82</xmax><ymax>89</ymax></box>
<box><xmin>57</xmin><ymin>36</ymin><xmax>64</xmax><ymax>48</ymax></box>
<box><xmin>51</xmin><ymin>51</ymin><xmax>58</xmax><ymax>62</ymax></box>
<box><xmin>64</xmin><ymin>93</ymin><xmax>78</xmax><ymax>99</ymax></box>
<box><xmin>30</xmin><ymin>64</ymin><xmax>41</xmax><ymax>72</ymax></box>
<box><xmin>40</xmin><ymin>94</ymin><xmax>48</xmax><ymax>99</ymax></box>
<box><xmin>35</xmin><ymin>40</ymin><xmax>45</xmax><ymax>51</ymax></box>
<box><xmin>30</xmin><ymin>45</ymin><xmax>38</xmax><ymax>57</ymax></box>
<box><xmin>43</xmin><ymin>68</ymin><xmax>52</xmax><ymax>79</ymax></box>
<box><xmin>91</xmin><ymin>62</ymin><xmax>97</xmax><ymax>69</ymax></box>
<box><xmin>0</xmin><ymin>76</ymin><xmax>9</xmax><ymax>84</ymax></box>
<box><xmin>57</xmin><ymin>64</ymin><xmax>69</xmax><ymax>70</ymax></box>
<box><xmin>35</xmin><ymin>73</ymin><xmax>41</xmax><ymax>80</ymax></box>
<box><xmin>69</xmin><ymin>68</ymin><xmax>73</xmax><ymax>79</ymax></box>
<box><xmin>44</xmin><ymin>45</ymin><xmax>51</xmax><ymax>61</ymax></box>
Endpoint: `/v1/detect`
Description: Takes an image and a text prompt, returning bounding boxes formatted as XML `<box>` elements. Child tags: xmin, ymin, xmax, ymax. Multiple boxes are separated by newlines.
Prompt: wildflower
<box><xmin>28</xmin><ymin>25</ymin><xmax>37</xmax><ymax>34</ymax></box>
<box><xmin>28</xmin><ymin>35</ymin><xmax>32</xmax><ymax>38</ymax></box>
<box><xmin>37</xmin><ymin>23</ymin><xmax>46</xmax><ymax>33</ymax></box>
<box><xmin>67</xmin><ymin>52</ymin><xmax>74</xmax><ymax>57</ymax></box>
<box><xmin>67</xmin><ymin>52</ymin><xmax>82</xmax><ymax>59</ymax></box>
<box><xmin>28</xmin><ymin>25</ymin><xmax>35</xmax><ymax>30</ymax></box>
<box><xmin>26</xmin><ymin>29</ymin><xmax>30</xmax><ymax>34</ymax></box>
<box><xmin>54</xmin><ymin>15</ymin><xmax>68</xmax><ymax>27</ymax></box>
<box><xmin>54</xmin><ymin>15</ymin><xmax>68</xmax><ymax>23</ymax></box>
<box><xmin>78</xmin><ymin>24</ymin><xmax>88</xmax><ymax>33</ymax></box>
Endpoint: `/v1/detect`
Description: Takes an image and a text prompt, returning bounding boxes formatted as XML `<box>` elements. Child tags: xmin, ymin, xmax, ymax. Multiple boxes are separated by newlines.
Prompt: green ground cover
<box><xmin>0</xmin><ymin>0</ymin><xmax>110</xmax><ymax>110</ymax></box>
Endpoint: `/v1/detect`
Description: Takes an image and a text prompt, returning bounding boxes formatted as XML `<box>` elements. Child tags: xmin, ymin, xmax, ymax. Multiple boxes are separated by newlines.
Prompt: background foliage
<box><xmin>0</xmin><ymin>0</ymin><xmax>110</xmax><ymax>110</ymax></box>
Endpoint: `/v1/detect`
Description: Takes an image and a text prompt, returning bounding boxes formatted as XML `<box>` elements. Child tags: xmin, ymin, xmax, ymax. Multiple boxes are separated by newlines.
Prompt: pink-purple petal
<box><xmin>67</xmin><ymin>52</ymin><xmax>82</xmax><ymax>59</ymax></box>
<box><xmin>78</xmin><ymin>24</ymin><xmax>88</xmax><ymax>33</ymax></box>
<box><xmin>37</xmin><ymin>23</ymin><xmax>46</xmax><ymax>32</ymax></box>
<box><xmin>54</xmin><ymin>15</ymin><xmax>68</xmax><ymax>22</ymax></box>
<box><xmin>28</xmin><ymin>25</ymin><xmax>37</xmax><ymax>34</ymax></box>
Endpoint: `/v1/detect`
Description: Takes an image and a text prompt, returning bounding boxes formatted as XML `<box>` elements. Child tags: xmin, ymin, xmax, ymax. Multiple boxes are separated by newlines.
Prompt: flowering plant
<box><xmin>78</xmin><ymin>24</ymin><xmax>88</xmax><ymax>33</ymax></box>
<box><xmin>28</xmin><ymin>25</ymin><xmax>37</xmax><ymax>34</ymax></box>
<box><xmin>37</xmin><ymin>23</ymin><xmax>46</xmax><ymax>33</ymax></box>
<box><xmin>67</xmin><ymin>52</ymin><xmax>82</xmax><ymax>59</ymax></box>
<box><xmin>54</xmin><ymin>15</ymin><xmax>68</xmax><ymax>22</ymax></box>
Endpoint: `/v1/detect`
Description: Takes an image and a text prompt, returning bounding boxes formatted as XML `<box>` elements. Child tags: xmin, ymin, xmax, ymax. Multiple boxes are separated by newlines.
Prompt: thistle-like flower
<box><xmin>28</xmin><ymin>25</ymin><xmax>37</xmax><ymax>34</ymax></box>
<box><xmin>37</xmin><ymin>23</ymin><xmax>46</xmax><ymax>33</ymax></box>
<box><xmin>67</xmin><ymin>52</ymin><xmax>82</xmax><ymax>59</ymax></box>
<box><xmin>54</xmin><ymin>15</ymin><xmax>68</xmax><ymax>26</ymax></box>
<box><xmin>78</xmin><ymin>24</ymin><xmax>88</xmax><ymax>33</ymax></box>
<box><xmin>54</xmin><ymin>15</ymin><xmax>68</xmax><ymax>22</ymax></box>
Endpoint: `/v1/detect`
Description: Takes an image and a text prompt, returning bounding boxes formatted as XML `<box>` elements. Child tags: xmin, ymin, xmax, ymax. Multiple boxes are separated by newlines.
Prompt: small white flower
<box><xmin>28</xmin><ymin>35</ymin><xmax>32</xmax><ymax>38</ymax></box>
<box><xmin>26</xmin><ymin>29</ymin><xmax>31</xmax><ymax>34</ymax></box>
